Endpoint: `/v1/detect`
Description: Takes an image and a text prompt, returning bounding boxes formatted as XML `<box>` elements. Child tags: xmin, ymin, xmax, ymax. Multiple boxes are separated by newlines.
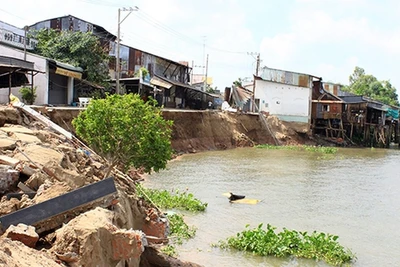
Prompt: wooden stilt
<box><xmin>340</xmin><ymin>120</ymin><xmax>344</xmax><ymax>138</ymax></box>
<box><xmin>350</xmin><ymin>123</ymin><xmax>354</xmax><ymax>139</ymax></box>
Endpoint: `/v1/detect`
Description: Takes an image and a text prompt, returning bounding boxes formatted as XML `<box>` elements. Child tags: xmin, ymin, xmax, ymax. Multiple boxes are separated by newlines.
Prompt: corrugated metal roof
<box><xmin>0</xmin><ymin>56</ymin><xmax>35</xmax><ymax>71</ymax></box>
<box><xmin>259</xmin><ymin>67</ymin><xmax>317</xmax><ymax>88</ymax></box>
<box><xmin>235</xmin><ymin>86</ymin><xmax>253</xmax><ymax>103</ymax></box>
<box><xmin>150</xmin><ymin>76</ymin><xmax>173</xmax><ymax>89</ymax></box>
<box><xmin>153</xmin><ymin>74</ymin><xmax>214</xmax><ymax>97</ymax></box>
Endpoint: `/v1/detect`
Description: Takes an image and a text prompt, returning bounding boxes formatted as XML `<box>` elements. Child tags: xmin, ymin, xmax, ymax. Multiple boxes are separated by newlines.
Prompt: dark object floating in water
<box><xmin>229</xmin><ymin>192</ymin><xmax>245</xmax><ymax>201</ymax></box>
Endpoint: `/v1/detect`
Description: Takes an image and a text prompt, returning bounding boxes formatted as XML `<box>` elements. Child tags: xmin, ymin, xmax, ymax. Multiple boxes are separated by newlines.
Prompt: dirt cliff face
<box><xmin>36</xmin><ymin>108</ymin><xmax>277</xmax><ymax>153</ymax></box>
<box><xmin>35</xmin><ymin>107</ymin><xmax>313</xmax><ymax>153</ymax></box>
<box><xmin>162</xmin><ymin>110</ymin><xmax>274</xmax><ymax>153</ymax></box>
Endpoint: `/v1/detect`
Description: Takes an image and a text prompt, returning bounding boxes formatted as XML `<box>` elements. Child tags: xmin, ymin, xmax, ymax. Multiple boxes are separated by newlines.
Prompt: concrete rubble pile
<box><xmin>0</xmin><ymin>106</ymin><xmax>202</xmax><ymax>267</ymax></box>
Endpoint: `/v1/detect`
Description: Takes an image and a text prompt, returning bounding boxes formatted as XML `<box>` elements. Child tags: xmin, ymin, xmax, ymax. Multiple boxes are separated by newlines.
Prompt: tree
<box><xmin>343</xmin><ymin>66</ymin><xmax>399</xmax><ymax>106</ymax></box>
<box><xmin>206</xmin><ymin>84</ymin><xmax>218</xmax><ymax>93</ymax></box>
<box><xmin>32</xmin><ymin>29</ymin><xmax>110</xmax><ymax>86</ymax></box>
<box><xmin>233</xmin><ymin>78</ymin><xmax>243</xmax><ymax>87</ymax></box>
<box><xmin>72</xmin><ymin>94</ymin><xmax>173</xmax><ymax>176</ymax></box>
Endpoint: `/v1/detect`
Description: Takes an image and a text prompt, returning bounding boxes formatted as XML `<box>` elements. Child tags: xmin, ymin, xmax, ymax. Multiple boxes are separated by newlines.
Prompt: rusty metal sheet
<box><xmin>297</xmin><ymin>75</ymin><xmax>309</xmax><ymax>88</ymax></box>
<box><xmin>260</xmin><ymin>67</ymin><xmax>311</xmax><ymax>88</ymax></box>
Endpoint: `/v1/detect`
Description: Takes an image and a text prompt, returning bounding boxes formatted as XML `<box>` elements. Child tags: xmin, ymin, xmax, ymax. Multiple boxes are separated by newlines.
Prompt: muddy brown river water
<box><xmin>143</xmin><ymin>147</ymin><xmax>400</xmax><ymax>267</ymax></box>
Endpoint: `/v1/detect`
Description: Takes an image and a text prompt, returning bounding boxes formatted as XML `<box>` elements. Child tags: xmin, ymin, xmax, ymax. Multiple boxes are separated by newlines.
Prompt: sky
<box><xmin>1</xmin><ymin>0</ymin><xmax>400</xmax><ymax>94</ymax></box>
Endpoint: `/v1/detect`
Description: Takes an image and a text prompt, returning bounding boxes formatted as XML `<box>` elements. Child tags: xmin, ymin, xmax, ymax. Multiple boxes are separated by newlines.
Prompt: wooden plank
<box><xmin>0</xmin><ymin>177</ymin><xmax>116</xmax><ymax>232</ymax></box>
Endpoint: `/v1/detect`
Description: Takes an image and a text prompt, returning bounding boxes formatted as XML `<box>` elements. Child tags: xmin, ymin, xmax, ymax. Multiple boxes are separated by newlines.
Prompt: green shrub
<box><xmin>19</xmin><ymin>86</ymin><xmax>37</xmax><ymax>104</ymax></box>
<box><xmin>218</xmin><ymin>224</ymin><xmax>355</xmax><ymax>266</ymax></box>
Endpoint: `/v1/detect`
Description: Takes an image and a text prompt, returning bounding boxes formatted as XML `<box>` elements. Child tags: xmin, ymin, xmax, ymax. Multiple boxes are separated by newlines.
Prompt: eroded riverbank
<box><xmin>143</xmin><ymin>147</ymin><xmax>400</xmax><ymax>267</ymax></box>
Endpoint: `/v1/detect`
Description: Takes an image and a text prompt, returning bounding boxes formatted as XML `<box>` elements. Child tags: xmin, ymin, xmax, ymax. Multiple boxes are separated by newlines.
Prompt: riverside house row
<box><xmin>1</xmin><ymin>15</ymin><xmax>214</xmax><ymax>108</ymax></box>
<box><xmin>230</xmin><ymin>66</ymin><xmax>399</xmax><ymax>147</ymax></box>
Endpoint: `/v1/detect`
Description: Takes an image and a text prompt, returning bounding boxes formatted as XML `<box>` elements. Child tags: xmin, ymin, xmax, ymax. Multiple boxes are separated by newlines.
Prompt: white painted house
<box><xmin>0</xmin><ymin>20</ymin><xmax>82</xmax><ymax>105</ymax></box>
<box><xmin>254</xmin><ymin>67</ymin><xmax>320</xmax><ymax>131</ymax></box>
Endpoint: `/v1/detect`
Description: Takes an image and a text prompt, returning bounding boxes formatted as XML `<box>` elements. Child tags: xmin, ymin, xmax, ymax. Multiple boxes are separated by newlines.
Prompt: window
<box><xmin>323</xmin><ymin>105</ymin><xmax>330</xmax><ymax>112</ymax></box>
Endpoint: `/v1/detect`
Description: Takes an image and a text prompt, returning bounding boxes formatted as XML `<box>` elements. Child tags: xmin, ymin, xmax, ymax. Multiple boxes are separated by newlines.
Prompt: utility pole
<box><xmin>255</xmin><ymin>53</ymin><xmax>260</xmax><ymax>76</ymax></box>
<box><xmin>252</xmin><ymin>53</ymin><xmax>260</xmax><ymax>112</ymax></box>
<box><xmin>204</xmin><ymin>54</ymin><xmax>209</xmax><ymax>92</ymax></box>
<box><xmin>23</xmin><ymin>26</ymin><xmax>29</xmax><ymax>61</ymax></box>
<box><xmin>116</xmin><ymin>7</ymin><xmax>138</xmax><ymax>94</ymax></box>
<box><xmin>202</xmin><ymin>36</ymin><xmax>206</xmax><ymax>76</ymax></box>
<box><xmin>191</xmin><ymin>60</ymin><xmax>194</xmax><ymax>85</ymax></box>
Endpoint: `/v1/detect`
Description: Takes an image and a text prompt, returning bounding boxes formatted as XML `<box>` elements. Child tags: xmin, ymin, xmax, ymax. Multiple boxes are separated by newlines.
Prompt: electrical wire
<box><xmin>0</xmin><ymin>7</ymin><xmax>32</xmax><ymax>25</ymax></box>
<box><xmin>71</xmin><ymin>0</ymin><xmax>251</xmax><ymax>55</ymax></box>
<box><xmin>134</xmin><ymin>10</ymin><xmax>248</xmax><ymax>54</ymax></box>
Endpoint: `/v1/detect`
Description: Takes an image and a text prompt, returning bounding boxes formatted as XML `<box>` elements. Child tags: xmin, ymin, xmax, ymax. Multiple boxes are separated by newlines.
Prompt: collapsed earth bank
<box><xmin>0</xmin><ymin>106</ymin><xmax>205</xmax><ymax>267</ymax></box>
<box><xmin>0</xmin><ymin>106</ymin><xmax>313</xmax><ymax>267</ymax></box>
<box><xmin>37</xmin><ymin>107</ymin><xmax>314</xmax><ymax>153</ymax></box>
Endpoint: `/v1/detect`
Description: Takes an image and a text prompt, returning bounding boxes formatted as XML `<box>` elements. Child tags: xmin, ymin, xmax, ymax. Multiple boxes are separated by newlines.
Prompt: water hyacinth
<box><xmin>136</xmin><ymin>184</ymin><xmax>207</xmax><ymax>256</ymax></box>
<box><xmin>136</xmin><ymin>184</ymin><xmax>208</xmax><ymax>212</ymax></box>
<box><xmin>218</xmin><ymin>224</ymin><xmax>355</xmax><ymax>266</ymax></box>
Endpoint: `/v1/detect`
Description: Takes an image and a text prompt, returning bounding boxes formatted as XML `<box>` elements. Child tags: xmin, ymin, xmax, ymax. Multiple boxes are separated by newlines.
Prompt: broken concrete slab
<box><xmin>0</xmin><ymin>177</ymin><xmax>117</xmax><ymax>234</ymax></box>
<box><xmin>10</xmin><ymin>132</ymin><xmax>41</xmax><ymax>144</ymax></box>
<box><xmin>4</xmin><ymin>223</ymin><xmax>39</xmax><ymax>248</ymax></box>
<box><xmin>0</xmin><ymin>138</ymin><xmax>16</xmax><ymax>150</ymax></box>
<box><xmin>0</xmin><ymin>155</ymin><xmax>20</xmax><ymax>168</ymax></box>
<box><xmin>0</xmin><ymin>125</ymin><xmax>35</xmax><ymax>135</ymax></box>
<box><xmin>13</xmin><ymin>144</ymin><xmax>64</xmax><ymax>167</ymax></box>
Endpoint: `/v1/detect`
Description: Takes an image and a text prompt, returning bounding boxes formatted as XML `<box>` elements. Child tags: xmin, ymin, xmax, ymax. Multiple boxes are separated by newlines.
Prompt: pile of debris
<box><xmin>0</xmin><ymin>105</ymin><xmax>202</xmax><ymax>267</ymax></box>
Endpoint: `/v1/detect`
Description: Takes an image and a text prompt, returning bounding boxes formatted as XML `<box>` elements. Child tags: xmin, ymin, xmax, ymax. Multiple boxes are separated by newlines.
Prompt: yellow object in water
<box><xmin>9</xmin><ymin>93</ymin><xmax>21</xmax><ymax>105</ymax></box>
<box><xmin>222</xmin><ymin>192</ymin><xmax>260</xmax><ymax>205</ymax></box>
<box><xmin>230</xmin><ymin>198</ymin><xmax>260</xmax><ymax>205</ymax></box>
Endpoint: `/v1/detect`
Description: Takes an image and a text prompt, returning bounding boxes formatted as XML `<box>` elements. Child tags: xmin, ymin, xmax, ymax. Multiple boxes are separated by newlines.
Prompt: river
<box><xmin>142</xmin><ymin>147</ymin><xmax>400</xmax><ymax>267</ymax></box>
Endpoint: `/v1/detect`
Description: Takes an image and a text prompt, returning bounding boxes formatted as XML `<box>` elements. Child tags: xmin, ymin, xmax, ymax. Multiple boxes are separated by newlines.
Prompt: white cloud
<box><xmin>259</xmin><ymin>3</ymin><xmax>400</xmax><ymax>91</ymax></box>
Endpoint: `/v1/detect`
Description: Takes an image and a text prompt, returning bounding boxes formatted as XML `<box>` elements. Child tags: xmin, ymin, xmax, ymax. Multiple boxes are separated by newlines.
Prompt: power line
<box><xmin>65</xmin><ymin>1</ymin><xmax>251</xmax><ymax>55</ymax></box>
<box><xmin>0</xmin><ymin>7</ymin><xmax>32</xmax><ymax>25</ymax></box>
<box><xmin>73</xmin><ymin>0</ymin><xmax>123</xmax><ymax>7</ymax></box>
<box><xmin>134</xmin><ymin>8</ymin><xmax>248</xmax><ymax>55</ymax></box>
